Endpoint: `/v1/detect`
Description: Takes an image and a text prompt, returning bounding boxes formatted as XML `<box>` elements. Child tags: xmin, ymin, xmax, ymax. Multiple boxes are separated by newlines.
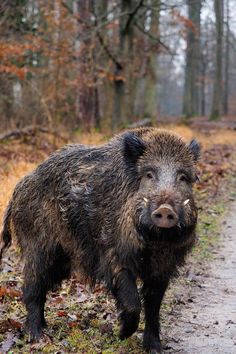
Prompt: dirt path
<box><xmin>163</xmin><ymin>204</ymin><xmax>236</xmax><ymax>354</ymax></box>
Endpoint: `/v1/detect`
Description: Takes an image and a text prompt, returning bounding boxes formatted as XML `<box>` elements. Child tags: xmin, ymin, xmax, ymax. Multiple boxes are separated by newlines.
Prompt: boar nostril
<box><xmin>167</xmin><ymin>214</ymin><xmax>174</xmax><ymax>220</ymax></box>
<box><xmin>151</xmin><ymin>204</ymin><xmax>179</xmax><ymax>228</ymax></box>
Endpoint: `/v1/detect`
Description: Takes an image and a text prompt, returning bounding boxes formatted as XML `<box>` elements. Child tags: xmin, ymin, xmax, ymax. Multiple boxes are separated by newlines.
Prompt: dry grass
<box><xmin>73</xmin><ymin>125</ymin><xmax>236</xmax><ymax>150</ymax></box>
<box><xmin>73</xmin><ymin>130</ymin><xmax>108</xmax><ymax>145</ymax></box>
<box><xmin>0</xmin><ymin>161</ymin><xmax>36</xmax><ymax>225</ymax></box>
<box><xmin>1</xmin><ymin>125</ymin><xmax>236</xmax><ymax>227</ymax></box>
<box><xmin>197</xmin><ymin>129</ymin><xmax>236</xmax><ymax>148</ymax></box>
<box><xmin>165</xmin><ymin>125</ymin><xmax>236</xmax><ymax>148</ymax></box>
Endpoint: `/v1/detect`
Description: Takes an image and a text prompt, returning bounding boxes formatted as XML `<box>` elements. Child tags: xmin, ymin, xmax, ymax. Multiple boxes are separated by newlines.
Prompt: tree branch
<box><xmin>96</xmin><ymin>32</ymin><xmax>122</xmax><ymax>70</ymax></box>
<box><xmin>90</xmin><ymin>5</ymin><xmax>123</xmax><ymax>71</ymax></box>
<box><xmin>123</xmin><ymin>0</ymin><xmax>144</xmax><ymax>35</ymax></box>
<box><xmin>134</xmin><ymin>22</ymin><xmax>170</xmax><ymax>52</ymax></box>
<box><xmin>0</xmin><ymin>125</ymin><xmax>67</xmax><ymax>143</ymax></box>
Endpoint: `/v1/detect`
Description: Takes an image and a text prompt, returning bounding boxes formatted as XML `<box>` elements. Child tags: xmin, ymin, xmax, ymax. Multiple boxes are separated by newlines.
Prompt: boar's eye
<box><xmin>178</xmin><ymin>174</ymin><xmax>190</xmax><ymax>183</ymax></box>
<box><xmin>146</xmin><ymin>171</ymin><xmax>155</xmax><ymax>179</ymax></box>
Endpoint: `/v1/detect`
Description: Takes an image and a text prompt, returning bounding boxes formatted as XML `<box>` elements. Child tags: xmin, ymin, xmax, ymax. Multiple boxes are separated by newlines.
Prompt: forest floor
<box><xmin>164</xmin><ymin>202</ymin><xmax>236</xmax><ymax>353</ymax></box>
<box><xmin>0</xmin><ymin>123</ymin><xmax>236</xmax><ymax>353</ymax></box>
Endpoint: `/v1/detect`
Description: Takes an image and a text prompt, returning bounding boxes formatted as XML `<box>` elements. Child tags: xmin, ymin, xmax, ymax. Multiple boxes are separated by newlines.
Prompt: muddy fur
<box><xmin>0</xmin><ymin>128</ymin><xmax>200</xmax><ymax>352</ymax></box>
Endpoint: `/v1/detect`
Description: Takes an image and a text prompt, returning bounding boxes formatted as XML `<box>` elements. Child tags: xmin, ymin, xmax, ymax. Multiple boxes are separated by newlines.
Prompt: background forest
<box><xmin>0</xmin><ymin>0</ymin><xmax>235</xmax><ymax>133</ymax></box>
<box><xmin>2</xmin><ymin>1</ymin><xmax>236</xmax><ymax>353</ymax></box>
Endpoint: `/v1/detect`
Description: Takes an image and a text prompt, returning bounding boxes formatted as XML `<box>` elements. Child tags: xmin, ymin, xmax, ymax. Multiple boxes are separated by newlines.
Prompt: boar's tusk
<box><xmin>143</xmin><ymin>197</ymin><xmax>148</xmax><ymax>203</ymax></box>
<box><xmin>183</xmin><ymin>199</ymin><xmax>190</xmax><ymax>206</ymax></box>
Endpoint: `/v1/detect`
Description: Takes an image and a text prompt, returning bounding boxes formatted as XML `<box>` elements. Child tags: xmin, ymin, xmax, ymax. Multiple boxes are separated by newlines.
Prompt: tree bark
<box><xmin>182</xmin><ymin>0</ymin><xmax>202</xmax><ymax>118</ymax></box>
<box><xmin>112</xmin><ymin>1</ymin><xmax>145</xmax><ymax>130</ymax></box>
<box><xmin>210</xmin><ymin>0</ymin><xmax>224</xmax><ymax>120</ymax></box>
<box><xmin>200</xmin><ymin>54</ymin><xmax>206</xmax><ymax>116</ymax></box>
<box><xmin>223</xmin><ymin>0</ymin><xmax>229</xmax><ymax>116</ymax></box>
<box><xmin>112</xmin><ymin>0</ymin><xmax>132</xmax><ymax>130</ymax></box>
<box><xmin>143</xmin><ymin>0</ymin><xmax>160</xmax><ymax>121</ymax></box>
<box><xmin>74</xmin><ymin>0</ymin><xmax>100</xmax><ymax>130</ymax></box>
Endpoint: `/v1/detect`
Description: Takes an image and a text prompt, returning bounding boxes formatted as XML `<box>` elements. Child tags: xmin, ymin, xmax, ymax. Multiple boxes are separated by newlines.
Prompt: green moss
<box><xmin>194</xmin><ymin>174</ymin><xmax>236</xmax><ymax>261</ymax></box>
<box><xmin>194</xmin><ymin>202</ymin><xmax>226</xmax><ymax>260</ymax></box>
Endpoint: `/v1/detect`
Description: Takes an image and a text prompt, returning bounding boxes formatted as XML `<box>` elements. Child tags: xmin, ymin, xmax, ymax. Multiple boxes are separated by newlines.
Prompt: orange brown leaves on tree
<box><xmin>171</xmin><ymin>8</ymin><xmax>199</xmax><ymax>38</ymax></box>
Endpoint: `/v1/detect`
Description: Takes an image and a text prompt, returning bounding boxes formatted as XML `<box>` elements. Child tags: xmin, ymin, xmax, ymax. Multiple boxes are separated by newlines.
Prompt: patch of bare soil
<box><xmin>163</xmin><ymin>204</ymin><xmax>236</xmax><ymax>353</ymax></box>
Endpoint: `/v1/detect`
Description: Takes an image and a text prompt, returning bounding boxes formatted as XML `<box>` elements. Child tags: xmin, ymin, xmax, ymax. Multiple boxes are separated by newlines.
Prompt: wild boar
<box><xmin>0</xmin><ymin>128</ymin><xmax>200</xmax><ymax>353</ymax></box>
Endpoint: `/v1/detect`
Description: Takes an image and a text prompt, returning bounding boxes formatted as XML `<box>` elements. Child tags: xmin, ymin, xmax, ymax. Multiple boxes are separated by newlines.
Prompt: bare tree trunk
<box><xmin>200</xmin><ymin>55</ymin><xmax>206</xmax><ymax>116</ymax></box>
<box><xmin>52</xmin><ymin>0</ymin><xmax>62</xmax><ymax>130</ymax></box>
<box><xmin>134</xmin><ymin>54</ymin><xmax>148</xmax><ymax>119</ymax></box>
<box><xmin>0</xmin><ymin>78</ymin><xmax>14</xmax><ymax>130</ymax></box>
<box><xmin>183</xmin><ymin>0</ymin><xmax>202</xmax><ymax>118</ymax></box>
<box><xmin>134</xmin><ymin>0</ymin><xmax>160</xmax><ymax>121</ymax></box>
<box><xmin>223</xmin><ymin>0</ymin><xmax>229</xmax><ymax>115</ymax></box>
<box><xmin>94</xmin><ymin>0</ymin><xmax>108</xmax><ymax>129</ymax></box>
<box><xmin>73</xmin><ymin>0</ymin><xmax>81</xmax><ymax>127</ymax></box>
<box><xmin>143</xmin><ymin>0</ymin><xmax>160</xmax><ymax>121</ymax></box>
<box><xmin>75</xmin><ymin>0</ymin><xmax>100</xmax><ymax>131</ymax></box>
<box><xmin>210</xmin><ymin>0</ymin><xmax>224</xmax><ymax>120</ymax></box>
<box><xmin>112</xmin><ymin>0</ymin><xmax>144</xmax><ymax>130</ymax></box>
<box><xmin>112</xmin><ymin>0</ymin><xmax>132</xmax><ymax>130</ymax></box>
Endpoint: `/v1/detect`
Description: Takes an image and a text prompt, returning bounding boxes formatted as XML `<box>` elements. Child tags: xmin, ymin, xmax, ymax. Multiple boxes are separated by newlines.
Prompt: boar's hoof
<box><xmin>119</xmin><ymin>309</ymin><xmax>140</xmax><ymax>339</ymax></box>
<box><xmin>25</xmin><ymin>320</ymin><xmax>46</xmax><ymax>342</ymax></box>
<box><xmin>27</xmin><ymin>329</ymin><xmax>44</xmax><ymax>342</ymax></box>
<box><xmin>143</xmin><ymin>333</ymin><xmax>162</xmax><ymax>353</ymax></box>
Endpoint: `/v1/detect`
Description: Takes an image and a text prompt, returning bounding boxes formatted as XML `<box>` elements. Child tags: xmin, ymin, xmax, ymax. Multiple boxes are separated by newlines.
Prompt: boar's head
<box><xmin>123</xmin><ymin>129</ymin><xmax>200</xmax><ymax>245</ymax></box>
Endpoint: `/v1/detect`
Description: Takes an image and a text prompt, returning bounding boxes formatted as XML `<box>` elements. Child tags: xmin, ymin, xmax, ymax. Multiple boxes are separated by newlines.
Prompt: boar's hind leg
<box><xmin>23</xmin><ymin>244</ymin><xmax>71</xmax><ymax>339</ymax></box>
<box><xmin>142</xmin><ymin>280</ymin><xmax>169</xmax><ymax>353</ymax></box>
<box><xmin>112</xmin><ymin>269</ymin><xmax>141</xmax><ymax>340</ymax></box>
<box><xmin>23</xmin><ymin>275</ymin><xmax>47</xmax><ymax>340</ymax></box>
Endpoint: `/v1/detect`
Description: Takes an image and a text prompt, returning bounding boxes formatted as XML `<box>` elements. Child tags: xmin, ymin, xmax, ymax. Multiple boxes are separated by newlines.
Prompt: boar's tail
<box><xmin>0</xmin><ymin>200</ymin><xmax>13</xmax><ymax>262</ymax></box>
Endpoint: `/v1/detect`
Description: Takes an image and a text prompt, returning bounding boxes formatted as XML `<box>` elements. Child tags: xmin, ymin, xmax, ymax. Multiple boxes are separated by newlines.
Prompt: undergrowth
<box><xmin>1</xmin><ymin>126</ymin><xmax>236</xmax><ymax>353</ymax></box>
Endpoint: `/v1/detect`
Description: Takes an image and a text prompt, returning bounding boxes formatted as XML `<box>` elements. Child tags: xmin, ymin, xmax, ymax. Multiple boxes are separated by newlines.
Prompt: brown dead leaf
<box><xmin>0</xmin><ymin>318</ymin><xmax>22</xmax><ymax>333</ymax></box>
<box><xmin>53</xmin><ymin>296</ymin><xmax>64</xmax><ymax>304</ymax></box>
<box><xmin>57</xmin><ymin>311</ymin><xmax>67</xmax><ymax>317</ymax></box>
<box><xmin>7</xmin><ymin>318</ymin><xmax>22</xmax><ymax>330</ymax></box>
<box><xmin>0</xmin><ymin>286</ymin><xmax>22</xmax><ymax>299</ymax></box>
<box><xmin>68</xmin><ymin>321</ymin><xmax>77</xmax><ymax>328</ymax></box>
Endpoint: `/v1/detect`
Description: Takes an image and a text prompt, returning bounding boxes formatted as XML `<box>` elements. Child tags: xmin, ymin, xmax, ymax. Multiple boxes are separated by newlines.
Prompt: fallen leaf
<box><xmin>0</xmin><ymin>286</ymin><xmax>22</xmax><ymax>299</ymax></box>
<box><xmin>68</xmin><ymin>322</ymin><xmax>77</xmax><ymax>328</ymax></box>
<box><xmin>57</xmin><ymin>311</ymin><xmax>67</xmax><ymax>317</ymax></box>
<box><xmin>7</xmin><ymin>319</ymin><xmax>22</xmax><ymax>330</ymax></box>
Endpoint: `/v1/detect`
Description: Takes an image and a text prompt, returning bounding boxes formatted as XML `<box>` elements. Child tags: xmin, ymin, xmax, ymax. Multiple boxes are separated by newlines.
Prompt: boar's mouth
<box><xmin>135</xmin><ymin>212</ymin><xmax>194</xmax><ymax>245</ymax></box>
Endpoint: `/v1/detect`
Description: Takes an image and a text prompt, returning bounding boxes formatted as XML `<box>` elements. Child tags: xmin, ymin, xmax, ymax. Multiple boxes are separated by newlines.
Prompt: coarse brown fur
<box><xmin>0</xmin><ymin>128</ymin><xmax>200</xmax><ymax>353</ymax></box>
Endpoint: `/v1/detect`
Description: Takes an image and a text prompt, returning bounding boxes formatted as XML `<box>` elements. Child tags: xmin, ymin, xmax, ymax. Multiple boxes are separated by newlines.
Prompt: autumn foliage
<box><xmin>3</xmin><ymin>0</ymin><xmax>230</xmax><ymax>132</ymax></box>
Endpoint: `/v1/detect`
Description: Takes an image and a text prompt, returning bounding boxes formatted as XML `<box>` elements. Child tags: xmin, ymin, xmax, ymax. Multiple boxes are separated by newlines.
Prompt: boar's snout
<box><xmin>151</xmin><ymin>204</ymin><xmax>179</xmax><ymax>229</ymax></box>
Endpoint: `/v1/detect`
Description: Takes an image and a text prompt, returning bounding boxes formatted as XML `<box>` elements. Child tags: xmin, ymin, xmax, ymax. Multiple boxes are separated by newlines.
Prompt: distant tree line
<box><xmin>0</xmin><ymin>0</ymin><xmax>235</xmax><ymax>132</ymax></box>
<box><xmin>183</xmin><ymin>0</ymin><xmax>231</xmax><ymax>120</ymax></box>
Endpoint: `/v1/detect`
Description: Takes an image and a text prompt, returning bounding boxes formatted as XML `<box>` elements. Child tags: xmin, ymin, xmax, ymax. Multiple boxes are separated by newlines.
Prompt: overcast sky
<box><xmin>159</xmin><ymin>0</ymin><xmax>236</xmax><ymax>78</ymax></box>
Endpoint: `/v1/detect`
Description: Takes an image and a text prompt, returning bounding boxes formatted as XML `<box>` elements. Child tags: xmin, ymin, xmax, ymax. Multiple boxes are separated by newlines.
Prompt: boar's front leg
<box><xmin>142</xmin><ymin>279</ymin><xmax>169</xmax><ymax>353</ymax></box>
<box><xmin>111</xmin><ymin>269</ymin><xmax>141</xmax><ymax>339</ymax></box>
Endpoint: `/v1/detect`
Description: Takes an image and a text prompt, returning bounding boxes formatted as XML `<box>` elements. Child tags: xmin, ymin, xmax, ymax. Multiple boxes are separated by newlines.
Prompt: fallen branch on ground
<box><xmin>0</xmin><ymin>125</ymin><xmax>67</xmax><ymax>143</ymax></box>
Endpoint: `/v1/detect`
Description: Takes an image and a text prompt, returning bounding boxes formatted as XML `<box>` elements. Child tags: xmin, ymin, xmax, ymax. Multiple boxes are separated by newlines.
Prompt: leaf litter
<box><xmin>1</xmin><ymin>130</ymin><xmax>236</xmax><ymax>353</ymax></box>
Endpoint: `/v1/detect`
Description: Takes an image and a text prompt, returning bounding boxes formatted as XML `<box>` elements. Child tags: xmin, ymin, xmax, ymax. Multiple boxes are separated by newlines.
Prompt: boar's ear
<box><xmin>123</xmin><ymin>132</ymin><xmax>146</xmax><ymax>164</ymax></box>
<box><xmin>189</xmin><ymin>139</ymin><xmax>201</xmax><ymax>162</ymax></box>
